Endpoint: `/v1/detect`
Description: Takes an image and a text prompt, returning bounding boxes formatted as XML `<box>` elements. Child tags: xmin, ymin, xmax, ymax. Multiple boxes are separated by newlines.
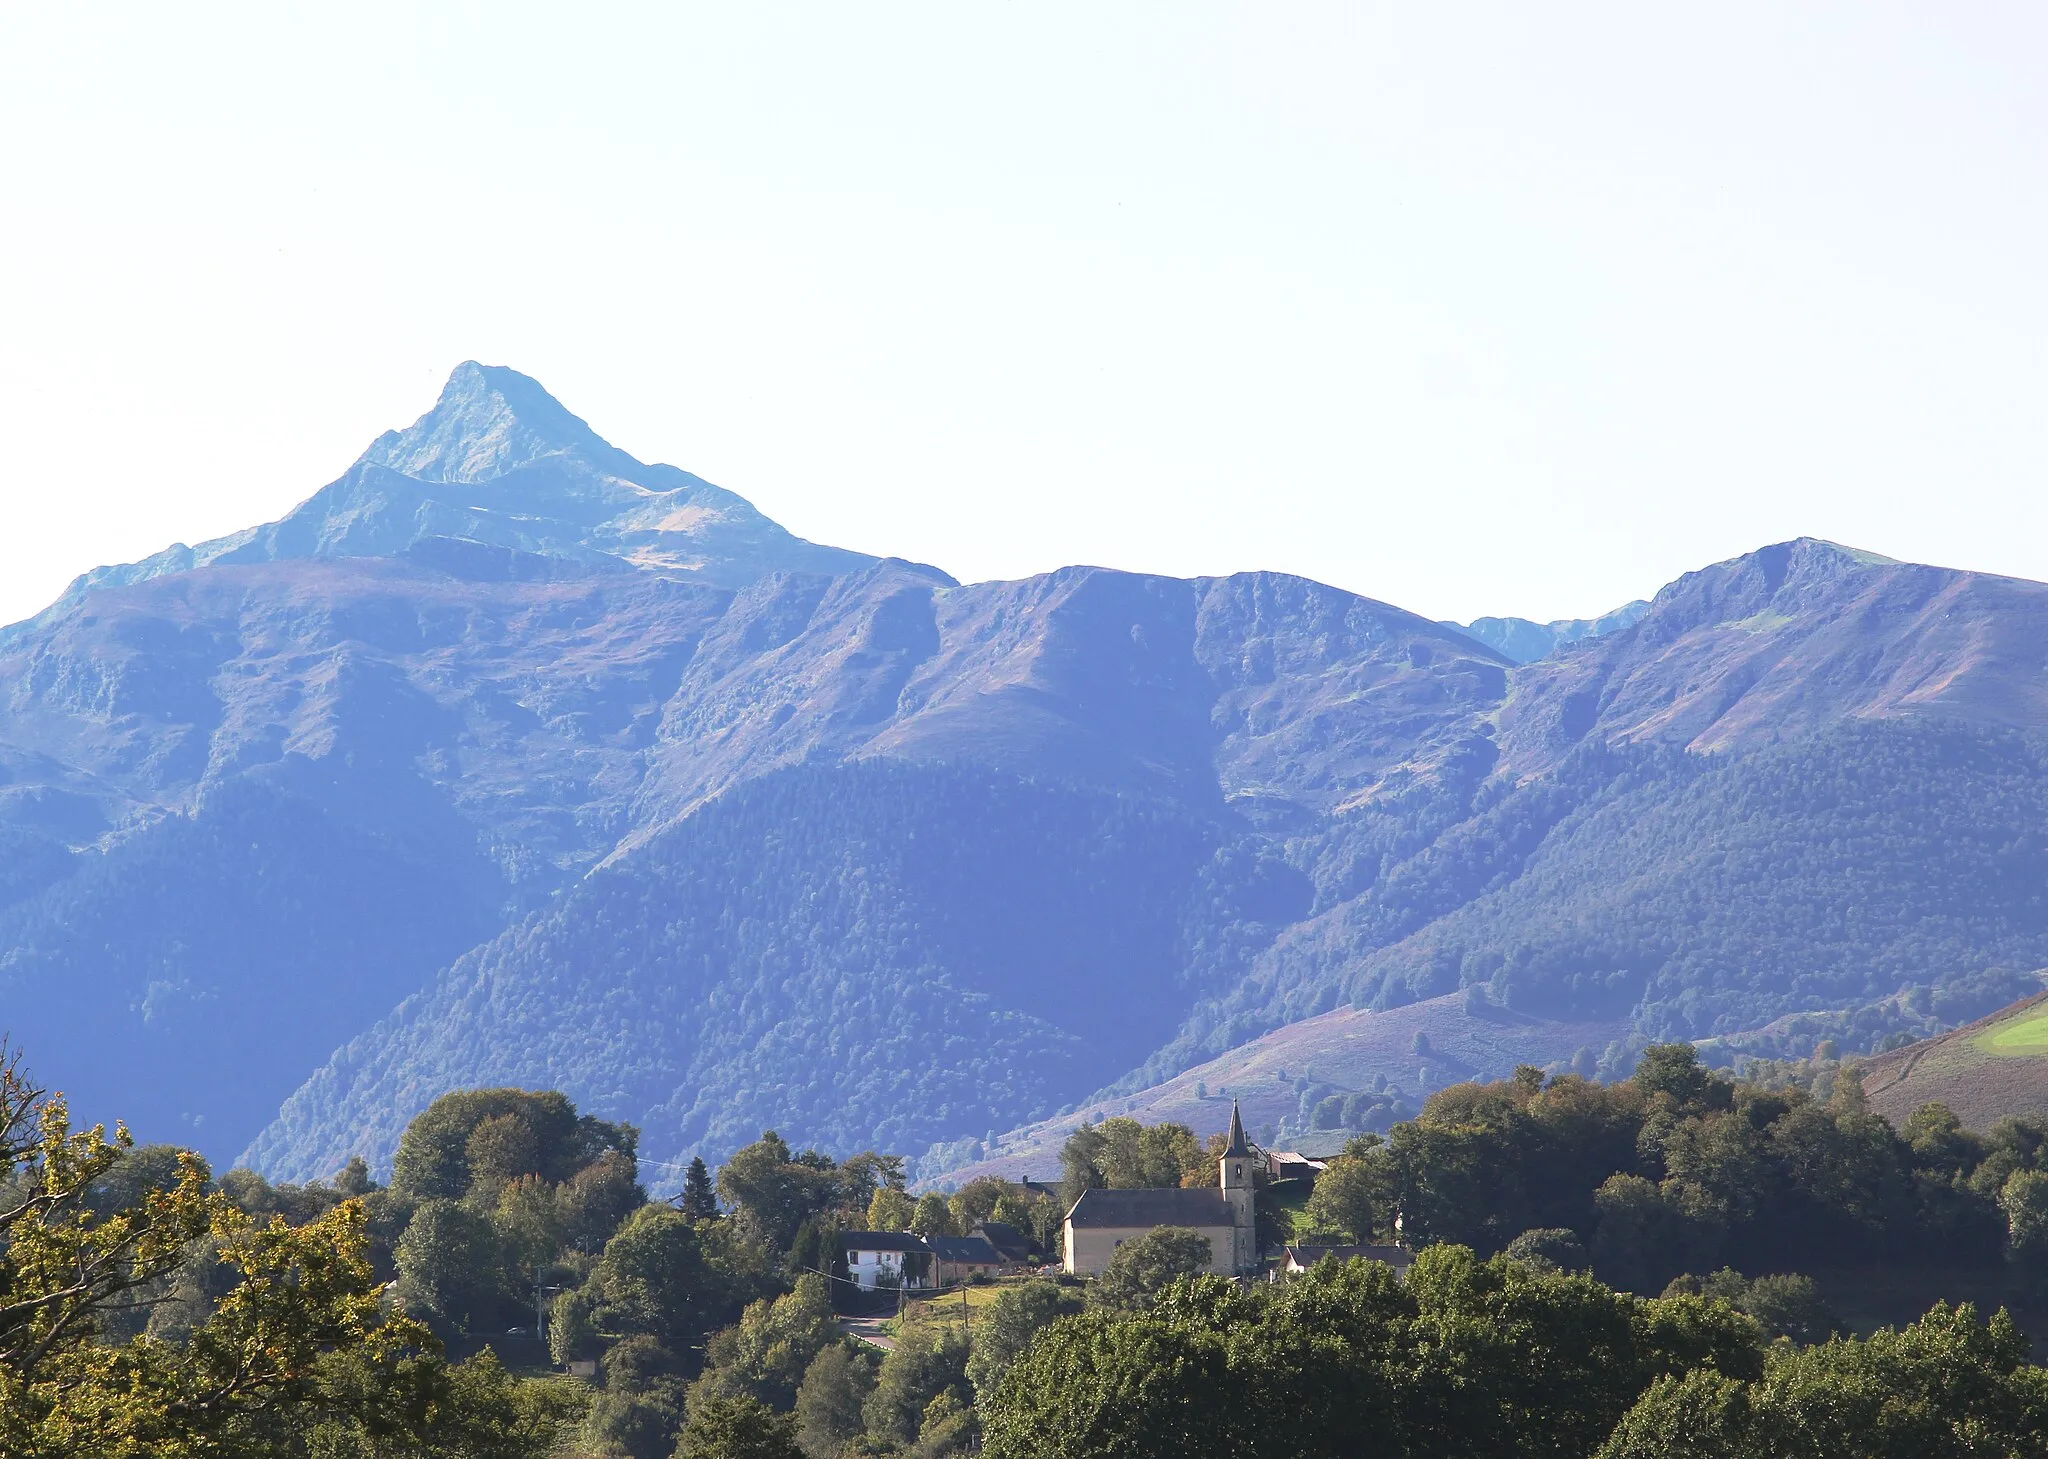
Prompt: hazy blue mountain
<box><xmin>1452</xmin><ymin>600</ymin><xmax>1650</xmax><ymax>664</ymax></box>
<box><xmin>12</xmin><ymin>365</ymin><xmax>2048</xmax><ymax>1188</ymax></box>
<box><xmin>0</xmin><ymin>366</ymin><xmax>1508</xmax><ymax>1168</ymax></box>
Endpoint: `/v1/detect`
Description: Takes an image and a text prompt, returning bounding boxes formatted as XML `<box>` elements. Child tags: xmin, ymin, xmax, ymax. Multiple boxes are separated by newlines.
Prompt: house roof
<box><xmin>1283</xmin><ymin>1244</ymin><xmax>1414</xmax><ymax>1270</ymax></box>
<box><xmin>973</xmin><ymin>1221</ymin><xmax>1034</xmax><ymax>1261</ymax></box>
<box><xmin>841</xmin><ymin>1231</ymin><xmax>930</xmax><ymax>1254</ymax></box>
<box><xmin>1066</xmin><ymin>1187</ymin><xmax>1236</xmax><ymax>1229</ymax></box>
<box><xmin>926</xmin><ymin>1235</ymin><xmax>1001</xmax><ymax>1264</ymax></box>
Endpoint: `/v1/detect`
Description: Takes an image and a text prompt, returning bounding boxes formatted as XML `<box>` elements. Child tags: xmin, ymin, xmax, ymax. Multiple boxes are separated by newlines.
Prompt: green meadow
<box><xmin>1977</xmin><ymin>1001</ymin><xmax>2048</xmax><ymax>1055</ymax></box>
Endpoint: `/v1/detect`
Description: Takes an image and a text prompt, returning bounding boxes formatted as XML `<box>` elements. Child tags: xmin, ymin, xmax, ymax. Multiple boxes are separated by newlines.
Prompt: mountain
<box><xmin>12</xmin><ymin>365</ymin><xmax>2048</xmax><ymax>1188</ymax></box>
<box><xmin>1452</xmin><ymin>600</ymin><xmax>1649</xmax><ymax>664</ymax></box>
<box><xmin>0</xmin><ymin>365</ymin><xmax>1509</xmax><ymax>1169</ymax></box>
<box><xmin>1497</xmin><ymin>537</ymin><xmax>2048</xmax><ymax>771</ymax></box>
<box><xmin>242</xmin><ymin>561</ymin><xmax>1516</xmax><ymax>1180</ymax></box>
<box><xmin>43</xmin><ymin>362</ymin><xmax>875</xmax><ymax>613</ymax></box>
<box><xmin>1860</xmin><ymin>990</ymin><xmax>2048</xmax><ymax>1131</ymax></box>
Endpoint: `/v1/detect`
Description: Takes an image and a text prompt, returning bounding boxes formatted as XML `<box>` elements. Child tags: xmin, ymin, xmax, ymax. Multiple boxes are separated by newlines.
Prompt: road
<box><xmin>837</xmin><ymin>1316</ymin><xmax>897</xmax><ymax>1352</ymax></box>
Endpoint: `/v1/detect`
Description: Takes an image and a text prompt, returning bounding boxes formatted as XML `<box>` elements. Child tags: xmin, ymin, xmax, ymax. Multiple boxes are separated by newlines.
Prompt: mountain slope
<box><xmin>1500</xmin><ymin>538</ymin><xmax>2048</xmax><ymax>771</ymax></box>
<box><xmin>245</xmin><ymin>759</ymin><xmax>1306</xmax><ymax>1182</ymax></box>
<box><xmin>1860</xmin><ymin>990</ymin><xmax>2048</xmax><ymax>1131</ymax></box>
<box><xmin>243</xmin><ymin>566</ymin><xmax>1514</xmax><ymax>1177</ymax></box>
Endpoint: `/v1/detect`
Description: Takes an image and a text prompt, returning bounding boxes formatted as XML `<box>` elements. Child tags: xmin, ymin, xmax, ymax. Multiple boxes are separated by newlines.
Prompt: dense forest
<box><xmin>251</xmin><ymin>758</ymin><xmax>1311</xmax><ymax>1182</ymax></box>
<box><xmin>1153</xmin><ymin>719</ymin><xmax>2048</xmax><ymax>1092</ymax></box>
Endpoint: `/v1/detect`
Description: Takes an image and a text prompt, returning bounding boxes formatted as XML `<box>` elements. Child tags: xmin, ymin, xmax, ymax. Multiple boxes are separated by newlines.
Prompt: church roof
<box><xmin>1223</xmin><ymin>1099</ymin><xmax>1252</xmax><ymax>1157</ymax></box>
<box><xmin>1066</xmin><ymin>1187</ymin><xmax>1236</xmax><ymax>1229</ymax></box>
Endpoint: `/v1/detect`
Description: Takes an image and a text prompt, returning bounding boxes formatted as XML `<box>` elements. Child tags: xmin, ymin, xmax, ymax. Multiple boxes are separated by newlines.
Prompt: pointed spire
<box><xmin>1223</xmin><ymin>1099</ymin><xmax>1251</xmax><ymax>1156</ymax></box>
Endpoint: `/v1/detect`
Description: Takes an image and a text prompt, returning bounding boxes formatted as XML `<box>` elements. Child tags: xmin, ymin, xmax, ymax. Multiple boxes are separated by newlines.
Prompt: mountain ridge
<box><xmin>6</xmin><ymin>364</ymin><xmax>2046</xmax><ymax>1189</ymax></box>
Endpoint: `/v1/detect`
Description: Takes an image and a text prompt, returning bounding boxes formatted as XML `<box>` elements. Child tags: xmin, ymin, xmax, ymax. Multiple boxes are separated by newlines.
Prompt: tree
<box><xmin>984</xmin><ymin>1248</ymin><xmax>1764</xmax><ymax>1459</ymax></box>
<box><xmin>909</xmin><ymin>1193</ymin><xmax>955</xmax><ymax>1239</ymax></box>
<box><xmin>492</xmin><ymin>1175</ymin><xmax>565</xmax><ymax>1290</ymax></box>
<box><xmin>0</xmin><ymin>1047</ymin><xmax>577</xmax><ymax>1457</ymax></box>
<box><xmin>1599</xmin><ymin>1303</ymin><xmax>2048</xmax><ymax>1459</ymax></box>
<box><xmin>1057</xmin><ymin>1121</ymin><xmax>1204</xmax><ymax>1204</ymax></box>
<box><xmin>573</xmin><ymin>1335</ymin><xmax>687</xmax><ymax>1459</ymax></box>
<box><xmin>693</xmin><ymin>1275</ymin><xmax>837</xmax><ymax>1412</ymax></box>
<box><xmin>980</xmin><ymin>1303</ymin><xmax>1239</xmax><ymax>1459</ymax></box>
<box><xmin>718</xmin><ymin>1134</ymin><xmax>838</xmax><ymax>1256</ymax></box>
<box><xmin>395</xmin><ymin>1199</ymin><xmax>505</xmax><ymax>1334</ymax></box>
<box><xmin>561</xmin><ymin>1149</ymin><xmax>647</xmax><ymax>1253</ymax></box>
<box><xmin>794</xmin><ymin>1342</ymin><xmax>874</xmax><ymax>1458</ymax></box>
<box><xmin>234</xmin><ymin>1345</ymin><xmax>587</xmax><ymax>1458</ymax></box>
<box><xmin>680</xmin><ymin>1157</ymin><xmax>719</xmax><ymax>1222</ymax></box>
<box><xmin>676</xmin><ymin>1395</ymin><xmax>804</xmax><ymax>1459</ymax></box>
<box><xmin>464</xmin><ymin>1113</ymin><xmax>543</xmax><ymax>1207</ymax></box>
<box><xmin>1506</xmin><ymin>1227</ymin><xmax>1590</xmax><ymax>1273</ymax></box>
<box><xmin>1670</xmin><ymin>1270</ymin><xmax>1840</xmax><ymax>1346</ymax></box>
<box><xmin>867</xmin><ymin>1187</ymin><xmax>915</xmax><ymax>1231</ymax></box>
<box><xmin>392</xmin><ymin>1089</ymin><xmax>631</xmax><ymax>1203</ymax></box>
<box><xmin>2001</xmin><ymin>1169</ymin><xmax>2048</xmax><ymax>1261</ymax></box>
<box><xmin>1633</xmin><ymin>1045</ymin><xmax>1720</xmax><ymax>1110</ymax></box>
<box><xmin>862</xmin><ymin>1321</ymin><xmax>971</xmax><ymax>1449</ymax></box>
<box><xmin>965</xmin><ymin>1280</ymin><xmax>1085</xmax><ymax>1403</ymax></box>
<box><xmin>835</xmin><ymin>1152</ymin><xmax>907</xmax><ymax>1212</ymax></box>
<box><xmin>1300</xmin><ymin>1140</ymin><xmax>1386</xmax><ymax>1241</ymax></box>
<box><xmin>1591</xmin><ymin>1175</ymin><xmax>1694</xmax><ymax>1295</ymax></box>
<box><xmin>1087</xmin><ymin>1228</ymin><xmax>1211</xmax><ymax>1313</ymax></box>
<box><xmin>582</xmin><ymin>1206</ymin><xmax>716</xmax><ymax>1343</ymax></box>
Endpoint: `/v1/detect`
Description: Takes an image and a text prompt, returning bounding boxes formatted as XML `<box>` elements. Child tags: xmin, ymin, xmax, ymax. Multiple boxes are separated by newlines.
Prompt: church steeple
<box><xmin>1223</xmin><ymin>1099</ymin><xmax>1251</xmax><ymax>1157</ymax></box>
<box><xmin>1218</xmin><ymin>1100</ymin><xmax>1257</xmax><ymax>1274</ymax></box>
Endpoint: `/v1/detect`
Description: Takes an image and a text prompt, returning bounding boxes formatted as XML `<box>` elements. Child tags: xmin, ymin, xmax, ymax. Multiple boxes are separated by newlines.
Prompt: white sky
<box><xmin>2</xmin><ymin>4</ymin><xmax>2045</xmax><ymax>627</ymax></box>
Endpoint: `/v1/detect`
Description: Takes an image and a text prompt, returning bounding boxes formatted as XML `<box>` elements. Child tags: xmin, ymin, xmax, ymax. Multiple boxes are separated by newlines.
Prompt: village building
<box><xmin>1063</xmin><ymin>1101</ymin><xmax>1260</xmax><ymax>1277</ymax></box>
<box><xmin>926</xmin><ymin>1233</ymin><xmax>1004</xmax><ymax>1284</ymax></box>
<box><xmin>840</xmin><ymin>1231</ymin><xmax>933</xmax><ymax>1291</ymax></box>
<box><xmin>970</xmin><ymin>1221</ymin><xmax>1037</xmax><ymax>1268</ymax></box>
<box><xmin>1262</xmin><ymin>1149</ymin><xmax>1328</xmax><ymax>1184</ymax></box>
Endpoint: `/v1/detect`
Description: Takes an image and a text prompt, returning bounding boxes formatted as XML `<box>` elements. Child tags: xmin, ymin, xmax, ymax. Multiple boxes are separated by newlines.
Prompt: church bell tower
<box><xmin>1219</xmin><ymin>1100</ymin><xmax>1256</xmax><ymax>1273</ymax></box>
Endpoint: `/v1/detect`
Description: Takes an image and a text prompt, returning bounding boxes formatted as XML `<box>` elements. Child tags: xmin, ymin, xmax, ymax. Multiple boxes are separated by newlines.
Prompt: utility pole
<box><xmin>535</xmin><ymin>1280</ymin><xmax>564</xmax><ymax>1347</ymax></box>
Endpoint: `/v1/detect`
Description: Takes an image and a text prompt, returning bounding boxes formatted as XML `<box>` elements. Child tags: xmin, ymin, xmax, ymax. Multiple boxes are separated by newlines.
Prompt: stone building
<box><xmin>1063</xmin><ymin>1101</ymin><xmax>1260</xmax><ymax>1277</ymax></box>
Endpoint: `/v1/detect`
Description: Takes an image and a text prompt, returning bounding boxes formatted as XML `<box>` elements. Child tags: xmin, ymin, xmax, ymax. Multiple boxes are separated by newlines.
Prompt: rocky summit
<box><xmin>8</xmin><ymin>365</ymin><xmax>2048</xmax><ymax>1188</ymax></box>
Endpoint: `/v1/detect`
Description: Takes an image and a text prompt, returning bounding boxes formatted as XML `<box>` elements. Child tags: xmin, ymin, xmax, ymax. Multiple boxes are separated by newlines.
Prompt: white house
<box><xmin>840</xmin><ymin>1231</ymin><xmax>933</xmax><ymax>1291</ymax></box>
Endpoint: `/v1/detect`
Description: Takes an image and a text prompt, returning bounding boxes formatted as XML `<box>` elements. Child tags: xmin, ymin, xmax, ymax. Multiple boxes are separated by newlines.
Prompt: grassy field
<box><xmin>892</xmin><ymin>1277</ymin><xmax>1040</xmax><ymax>1336</ymax></box>
<box><xmin>1862</xmin><ymin>988</ymin><xmax>2048</xmax><ymax>1130</ymax></box>
<box><xmin>1978</xmin><ymin>1000</ymin><xmax>2048</xmax><ymax>1055</ymax></box>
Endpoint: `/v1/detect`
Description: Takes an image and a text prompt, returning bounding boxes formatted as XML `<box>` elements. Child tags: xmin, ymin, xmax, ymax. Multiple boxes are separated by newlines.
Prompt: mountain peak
<box><xmin>359</xmin><ymin>362</ymin><xmax>630</xmax><ymax>485</ymax></box>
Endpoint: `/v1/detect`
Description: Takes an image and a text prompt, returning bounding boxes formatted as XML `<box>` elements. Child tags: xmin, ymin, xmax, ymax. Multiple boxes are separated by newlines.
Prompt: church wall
<box><xmin>1064</xmin><ymin>1223</ymin><xmax>1239</xmax><ymax>1277</ymax></box>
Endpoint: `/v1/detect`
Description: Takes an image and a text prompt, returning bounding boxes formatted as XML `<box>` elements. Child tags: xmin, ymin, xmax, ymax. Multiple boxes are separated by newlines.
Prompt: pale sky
<box><xmin>3</xmin><ymin>4</ymin><xmax>2045</xmax><ymax>628</ymax></box>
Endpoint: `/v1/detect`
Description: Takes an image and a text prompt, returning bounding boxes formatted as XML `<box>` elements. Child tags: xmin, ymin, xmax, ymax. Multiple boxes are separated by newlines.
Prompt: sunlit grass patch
<box><xmin>1976</xmin><ymin>1003</ymin><xmax>2048</xmax><ymax>1056</ymax></box>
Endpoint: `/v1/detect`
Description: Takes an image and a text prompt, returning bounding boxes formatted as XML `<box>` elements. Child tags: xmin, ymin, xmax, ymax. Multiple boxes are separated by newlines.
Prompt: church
<box><xmin>1062</xmin><ymin>1101</ymin><xmax>1260</xmax><ymax>1277</ymax></box>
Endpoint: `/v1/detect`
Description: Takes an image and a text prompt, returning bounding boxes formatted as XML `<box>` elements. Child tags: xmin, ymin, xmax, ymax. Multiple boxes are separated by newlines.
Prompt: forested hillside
<box><xmin>1166</xmin><ymin>721</ymin><xmax>2048</xmax><ymax>1072</ymax></box>
<box><xmin>246</xmin><ymin>760</ymin><xmax>1310</xmax><ymax>1182</ymax></box>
